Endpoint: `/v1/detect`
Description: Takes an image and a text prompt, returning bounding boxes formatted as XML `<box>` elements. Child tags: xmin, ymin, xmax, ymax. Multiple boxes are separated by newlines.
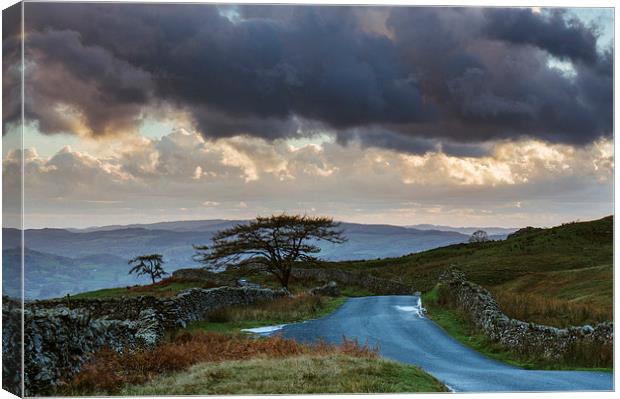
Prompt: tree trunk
<box><xmin>281</xmin><ymin>264</ymin><xmax>291</xmax><ymax>290</ymax></box>
<box><xmin>270</xmin><ymin>265</ymin><xmax>288</xmax><ymax>289</ymax></box>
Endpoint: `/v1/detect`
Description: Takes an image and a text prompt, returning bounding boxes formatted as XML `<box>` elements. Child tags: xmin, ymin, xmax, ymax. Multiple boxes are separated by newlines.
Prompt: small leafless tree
<box><xmin>469</xmin><ymin>230</ymin><xmax>490</xmax><ymax>243</ymax></box>
<box><xmin>128</xmin><ymin>254</ymin><xmax>168</xmax><ymax>284</ymax></box>
<box><xmin>193</xmin><ymin>214</ymin><xmax>347</xmax><ymax>289</ymax></box>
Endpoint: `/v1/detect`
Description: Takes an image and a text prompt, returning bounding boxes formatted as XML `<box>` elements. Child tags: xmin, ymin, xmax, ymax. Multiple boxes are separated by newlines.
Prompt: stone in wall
<box><xmin>310</xmin><ymin>281</ymin><xmax>340</xmax><ymax>297</ymax></box>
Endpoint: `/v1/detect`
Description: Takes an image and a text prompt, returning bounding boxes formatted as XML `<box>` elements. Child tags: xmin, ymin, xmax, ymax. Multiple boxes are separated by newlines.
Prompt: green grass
<box><xmin>421</xmin><ymin>287</ymin><xmax>612</xmax><ymax>372</ymax></box>
<box><xmin>340</xmin><ymin>286</ymin><xmax>374</xmax><ymax>297</ymax></box>
<box><xmin>71</xmin><ymin>278</ymin><xmax>221</xmax><ymax>299</ymax></box>
<box><xmin>184</xmin><ymin>295</ymin><xmax>347</xmax><ymax>334</ymax></box>
<box><xmin>120</xmin><ymin>354</ymin><xmax>448</xmax><ymax>395</ymax></box>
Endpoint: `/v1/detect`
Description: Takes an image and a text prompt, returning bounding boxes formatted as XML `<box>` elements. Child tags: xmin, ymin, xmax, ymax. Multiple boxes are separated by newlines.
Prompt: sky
<box><xmin>2</xmin><ymin>3</ymin><xmax>614</xmax><ymax>229</ymax></box>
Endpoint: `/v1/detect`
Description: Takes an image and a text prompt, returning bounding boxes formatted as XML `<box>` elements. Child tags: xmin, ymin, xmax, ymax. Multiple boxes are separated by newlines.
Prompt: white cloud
<box><xmin>6</xmin><ymin>129</ymin><xmax>612</xmax><ymax>228</ymax></box>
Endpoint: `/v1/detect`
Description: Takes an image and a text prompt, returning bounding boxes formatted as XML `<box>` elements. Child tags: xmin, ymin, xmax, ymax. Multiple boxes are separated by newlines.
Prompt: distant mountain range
<box><xmin>2</xmin><ymin>219</ymin><xmax>511</xmax><ymax>299</ymax></box>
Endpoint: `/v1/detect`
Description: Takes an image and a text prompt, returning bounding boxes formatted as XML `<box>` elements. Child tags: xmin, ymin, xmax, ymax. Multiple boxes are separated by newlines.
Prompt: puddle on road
<box><xmin>395</xmin><ymin>306</ymin><xmax>418</xmax><ymax>312</ymax></box>
<box><xmin>394</xmin><ymin>298</ymin><xmax>425</xmax><ymax>318</ymax></box>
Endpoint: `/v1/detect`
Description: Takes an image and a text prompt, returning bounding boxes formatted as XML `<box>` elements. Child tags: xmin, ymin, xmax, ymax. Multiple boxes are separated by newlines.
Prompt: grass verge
<box><xmin>184</xmin><ymin>293</ymin><xmax>347</xmax><ymax>334</ymax></box>
<box><xmin>62</xmin><ymin>331</ymin><xmax>446</xmax><ymax>395</ymax></box>
<box><xmin>120</xmin><ymin>354</ymin><xmax>448</xmax><ymax>395</ymax></box>
<box><xmin>422</xmin><ymin>287</ymin><xmax>612</xmax><ymax>372</ymax></box>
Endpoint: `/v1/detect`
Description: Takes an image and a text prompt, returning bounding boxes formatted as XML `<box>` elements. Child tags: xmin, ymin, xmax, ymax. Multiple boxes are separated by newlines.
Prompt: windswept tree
<box><xmin>193</xmin><ymin>214</ymin><xmax>347</xmax><ymax>289</ymax></box>
<box><xmin>469</xmin><ymin>230</ymin><xmax>490</xmax><ymax>243</ymax></box>
<box><xmin>128</xmin><ymin>254</ymin><xmax>168</xmax><ymax>284</ymax></box>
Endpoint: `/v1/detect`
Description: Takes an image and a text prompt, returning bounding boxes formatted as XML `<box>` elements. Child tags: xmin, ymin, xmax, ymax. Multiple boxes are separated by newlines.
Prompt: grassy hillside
<box><xmin>322</xmin><ymin>216</ymin><xmax>613</xmax><ymax>321</ymax></box>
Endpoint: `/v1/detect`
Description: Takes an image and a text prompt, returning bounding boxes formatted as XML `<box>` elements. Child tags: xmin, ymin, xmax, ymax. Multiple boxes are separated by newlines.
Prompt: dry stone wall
<box><xmin>2</xmin><ymin>286</ymin><xmax>287</xmax><ymax>396</ymax></box>
<box><xmin>21</xmin><ymin>307</ymin><xmax>142</xmax><ymax>396</ymax></box>
<box><xmin>437</xmin><ymin>267</ymin><xmax>613</xmax><ymax>361</ymax></box>
<box><xmin>29</xmin><ymin>295</ymin><xmax>161</xmax><ymax>320</ymax></box>
<box><xmin>291</xmin><ymin>268</ymin><xmax>411</xmax><ymax>295</ymax></box>
<box><xmin>158</xmin><ymin>286</ymin><xmax>288</xmax><ymax>328</ymax></box>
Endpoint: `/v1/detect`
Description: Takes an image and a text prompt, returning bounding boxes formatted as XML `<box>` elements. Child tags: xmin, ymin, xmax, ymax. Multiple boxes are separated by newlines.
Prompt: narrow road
<box><xmin>276</xmin><ymin>296</ymin><xmax>613</xmax><ymax>392</ymax></box>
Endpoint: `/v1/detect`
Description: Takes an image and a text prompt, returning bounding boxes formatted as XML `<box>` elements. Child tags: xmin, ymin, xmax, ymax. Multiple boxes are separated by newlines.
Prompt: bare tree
<box><xmin>128</xmin><ymin>254</ymin><xmax>168</xmax><ymax>284</ymax></box>
<box><xmin>193</xmin><ymin>214</ymin><xmax>347</xmax><ymax>289</ymax></box>
<box><xmin>469</xmin><ymin>230</ymin><xmax>490</xmax><ymax>243</ymax></box>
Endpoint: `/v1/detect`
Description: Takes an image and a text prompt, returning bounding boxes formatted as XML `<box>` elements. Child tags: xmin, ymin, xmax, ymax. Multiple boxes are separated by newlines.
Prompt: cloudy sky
<box><xmin>2</xmin><ymin>3</ymin><xmax>613</xmax><ymax>229</ymax></box>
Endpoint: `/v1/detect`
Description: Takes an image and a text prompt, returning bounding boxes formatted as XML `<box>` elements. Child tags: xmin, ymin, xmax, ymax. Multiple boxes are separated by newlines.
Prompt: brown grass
<box><xmin>563</xmin><ymin>340</ymin><xmax>613</xmax><ymax>369</ymax></box>
<box><xmin>61</xmin><ymin>332</ymin><xmax>377</xmax><ymax>395</ymax></box>
<box><xmin>207</xmin><ymin>293</ymin><xmax>330</xmax><ymax>323</ymax></box>
<box><xmin>120</xmin><ymin>355</ymin><xmax>448</xmax><ymax>395</ymax></box>
<box><xmin>490</xmin><ymin>290</ymin><xmax>610</xmax><ymax>328</ymax></box>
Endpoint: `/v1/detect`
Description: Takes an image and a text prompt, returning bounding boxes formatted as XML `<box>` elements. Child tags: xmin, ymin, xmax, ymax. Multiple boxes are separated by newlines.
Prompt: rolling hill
<box><xmin>2</xmin><ymin>247</ymin><xmax>149</xmax><ymax>299</ymax></box>
<box><xmin>3</xmin><ymin>220</ymin><xmax>471</xmax><ymax>299</ymax></box>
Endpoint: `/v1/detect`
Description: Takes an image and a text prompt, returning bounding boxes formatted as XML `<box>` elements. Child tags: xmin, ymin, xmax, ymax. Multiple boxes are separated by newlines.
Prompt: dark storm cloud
<box><xmin>483</xmin><ymin>8</ymin><xmax>599</xmax><ymax>64</ymax></box>
<box><xmin>6</xmin><ymin>4</ymin><xmax>612</xmax><ymax>151</ymax></box>
<box><xmin>385</xmin><ymin>7</ymin><xmax>612</xmax><ymax>146</ymax></box>
<box><xmin>24</xmin><ymin>29</ymin><xmax>153</xmax><ymax>136</ymax></box>
<box><xmin>337</xmin><ymin>129</ymin><xmax>440</xmax><ymax>154</ymax></box>
<box><xmin>2</xmin><ymin>3</ymin><xmax>22</xmax><ymax>134</ymax></box>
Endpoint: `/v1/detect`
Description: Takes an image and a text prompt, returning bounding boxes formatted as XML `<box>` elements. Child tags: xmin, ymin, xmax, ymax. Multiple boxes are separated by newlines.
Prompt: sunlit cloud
<box><xmin>4</xmin><ymin>127</ymin><xmax>612</xmax><ymax>228</ymax></box>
